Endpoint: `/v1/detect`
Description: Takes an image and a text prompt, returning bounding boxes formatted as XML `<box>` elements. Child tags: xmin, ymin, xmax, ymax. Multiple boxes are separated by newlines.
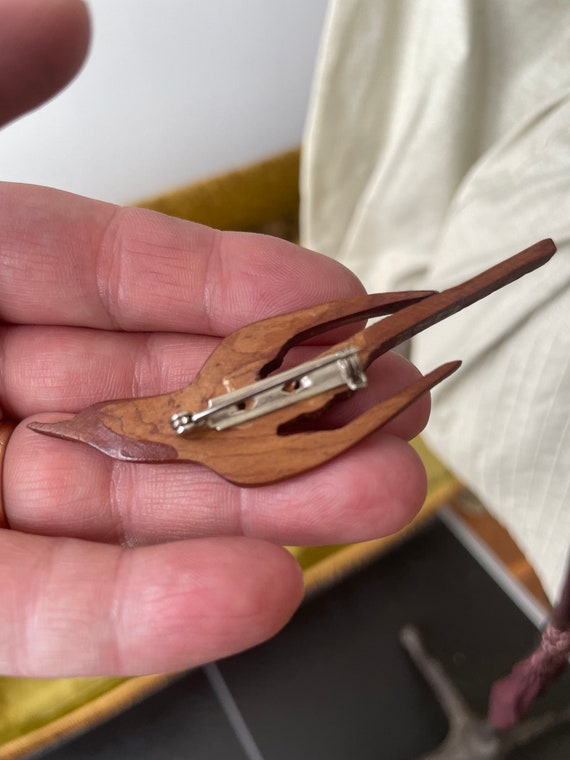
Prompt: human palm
<box><xmin>0</xmin><ymin>0</ymin><xmax>429</xmax><ymax>677</ymax></box>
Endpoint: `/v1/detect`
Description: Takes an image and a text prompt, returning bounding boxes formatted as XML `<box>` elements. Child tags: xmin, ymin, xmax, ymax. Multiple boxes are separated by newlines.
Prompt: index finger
<box><xmin>0</xmin><ymin>183</ymin><xmax>364</xmax><ymax>333</ymax></box>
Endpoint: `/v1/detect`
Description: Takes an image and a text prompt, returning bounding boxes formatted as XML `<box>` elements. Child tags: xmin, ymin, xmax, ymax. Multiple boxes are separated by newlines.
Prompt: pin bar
<box><xmin>171</xmin><ymin>346</ymin><xmax>366</xmax><ymax>434</ymax></box>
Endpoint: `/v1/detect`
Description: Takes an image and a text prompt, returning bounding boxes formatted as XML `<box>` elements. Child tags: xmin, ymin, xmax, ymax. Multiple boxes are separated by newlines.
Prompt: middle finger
<box><xmin>5</xmin><ymin>422</ymin><xmax>427</xmax><ymax>547</ymax></box>
<box><xmin>3</xmin><ymin>328</ymin><xmax>429</xmax><ymax>544</ymax></box>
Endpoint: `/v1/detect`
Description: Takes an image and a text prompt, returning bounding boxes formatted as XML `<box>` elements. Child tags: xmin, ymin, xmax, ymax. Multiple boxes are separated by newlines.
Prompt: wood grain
<box><xmin>29</xmin><ymin>239</ymin><xmax>556</xmax><ymax>486</ymax></box>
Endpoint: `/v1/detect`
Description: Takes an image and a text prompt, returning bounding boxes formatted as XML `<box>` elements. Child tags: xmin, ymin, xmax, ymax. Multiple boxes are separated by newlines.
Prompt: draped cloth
<box><xmin>301</xmin><ymin>0</ymin><xmax>570</xmax><ymax>600</ymax></box>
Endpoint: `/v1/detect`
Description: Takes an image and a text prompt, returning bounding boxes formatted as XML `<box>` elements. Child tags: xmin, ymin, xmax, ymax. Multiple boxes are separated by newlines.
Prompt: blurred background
<box><xmin>0</xmin><ymin>0</ymin><xmax>328</xmax><ymax>204</ymax></box>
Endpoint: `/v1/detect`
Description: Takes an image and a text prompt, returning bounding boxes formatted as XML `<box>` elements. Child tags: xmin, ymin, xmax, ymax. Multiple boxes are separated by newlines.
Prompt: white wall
<box><xmin>0</xmin><ymin>0</ymin><xmax>328</xmax><ymax>204</ymax></box>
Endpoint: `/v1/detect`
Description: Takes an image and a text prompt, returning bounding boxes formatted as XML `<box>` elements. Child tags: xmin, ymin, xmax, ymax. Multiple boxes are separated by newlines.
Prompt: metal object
<box><xmin>28</xmin><ymin>239</ymin><xmax>557</xmax><ymax>486</ymax></box>
<box><xmin>401</xmin><ymin>624</ymin><xmax>570</xmax><ymax>759</ymax></box>
<box><xmin>171</xmin><ymin>346</ymin><xmax>366</xmax><ymax>434</ymax></box>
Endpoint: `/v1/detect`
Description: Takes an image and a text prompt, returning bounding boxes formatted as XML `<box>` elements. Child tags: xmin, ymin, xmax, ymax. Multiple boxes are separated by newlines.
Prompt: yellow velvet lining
<box><xmin>138</xmin><ymin>148</ymin><xmax>301</xmax><ymax>235</ymax></box>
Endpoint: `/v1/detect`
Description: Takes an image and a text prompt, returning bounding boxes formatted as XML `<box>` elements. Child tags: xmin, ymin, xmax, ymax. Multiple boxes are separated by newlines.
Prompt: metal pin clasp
<box><xmin>171</xmin><ymin>345</ymin><xmax>366</xmax><ymax>435</ymax></box>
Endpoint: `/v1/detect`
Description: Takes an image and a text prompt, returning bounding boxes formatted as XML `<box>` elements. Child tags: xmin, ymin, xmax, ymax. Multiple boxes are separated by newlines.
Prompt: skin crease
<box><xmin>0</xmin><ymin>0</ymin><xmax>430</xmax><ymax>677</ymax></box>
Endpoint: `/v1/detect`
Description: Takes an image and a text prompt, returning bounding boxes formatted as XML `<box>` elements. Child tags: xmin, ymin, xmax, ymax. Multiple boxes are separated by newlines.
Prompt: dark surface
<box><xmin>218</xmin><ymin>518</ymin><xmax>569</xmax><ymax>759</ymax></box>
<box><xmin>36</xmin><ymin>517</ymin><xmax>570</xmax><ymax>759</ymax></box>
<box><xmin>35</xmin><ymin>669</ymin><xmax>248</xmax><ymax>760</ymax></box>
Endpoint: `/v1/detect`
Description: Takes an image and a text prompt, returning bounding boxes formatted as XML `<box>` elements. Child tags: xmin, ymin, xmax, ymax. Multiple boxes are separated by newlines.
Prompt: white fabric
<box><xmin>301</xmin><ymin>0</ymin><xmax>570</xmax><ymax>600</ymax></box>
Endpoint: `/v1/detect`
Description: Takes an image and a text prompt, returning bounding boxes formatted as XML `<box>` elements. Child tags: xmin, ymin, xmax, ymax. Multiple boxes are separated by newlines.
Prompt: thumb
<box><xmin>0</xmin><ymin>0</ymin><xmax>90</xmax><ymax>126</ymax></box>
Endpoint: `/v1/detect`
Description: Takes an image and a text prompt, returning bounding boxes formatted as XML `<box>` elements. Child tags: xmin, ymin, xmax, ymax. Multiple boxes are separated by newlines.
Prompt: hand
<box><xmin>0</xmin><ymin>0</ymin><xmax>429</xmax><ymax>677</ymax></box>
